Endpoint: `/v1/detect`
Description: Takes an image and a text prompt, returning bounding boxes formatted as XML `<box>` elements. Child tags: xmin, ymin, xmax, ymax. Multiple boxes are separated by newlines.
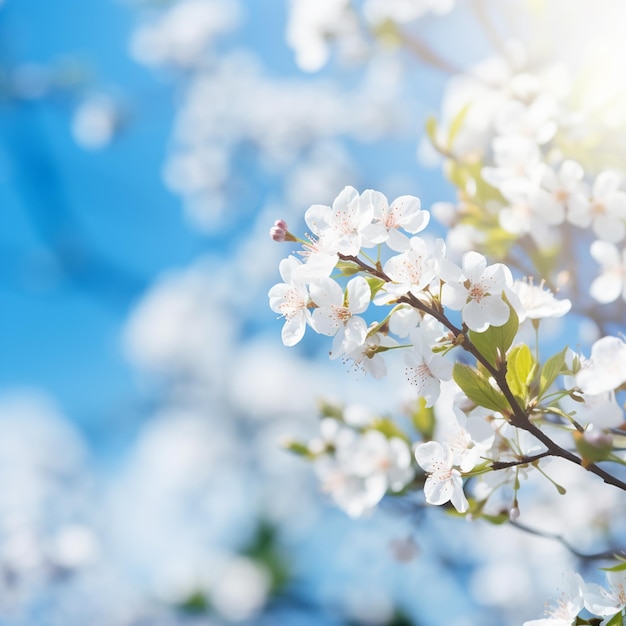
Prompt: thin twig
<box><xmin>511</xmin><ymin>519</ymin><xmax>626</xmax><ymax>562</ymax></box>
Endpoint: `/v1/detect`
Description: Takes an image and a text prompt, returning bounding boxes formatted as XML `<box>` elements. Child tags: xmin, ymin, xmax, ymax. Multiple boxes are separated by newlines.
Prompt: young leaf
<box><xmin>601</xmin><ymin>561</ymin><xmax>626</xmax><ymax>572</ymax></box>
<box><xmin>410</xmin><ymin>397</ymin><xmax>435</xmax><ymax>440</ymax></box>
<box><xmin>364</xmin><ymin>275</ymin><xmax>385</xmax><ymax>298</ymax></box>
<box><xmin>453</xmin><ymin>363</ymin><xmax>510</xmax><ymax>414</ymax></box>
<box><xmin>447</xmin><ymin>102</ymin><xmax>471</xmax><ymax>151</ymax></box>
<box><xmin>605</xmin><ymin>611</ymin><xmax>624</xmax><ymax>626</ymax></box>
<box><xmin>506</xmin><ymin>343</ymin><xmax>536</xmax><ymax>406</ymax></box>
<box><xmin>468</xmin><ymin>299</ymin><xmax>519</xmax><ymax>369</ymax></box>
<box><xmin>425</xmin><ymin>115</ymin><xmax>439</xmax><ymax>150</ymax></box>
<box><xmin>369</xmin><ymin>418</ymin><xmax>410</xmax><ymax>444</ymax></box>
<box><xmin>539</xmin><ymin>346</ymin><xmax>568</xmax><ymax>397</ymax></box>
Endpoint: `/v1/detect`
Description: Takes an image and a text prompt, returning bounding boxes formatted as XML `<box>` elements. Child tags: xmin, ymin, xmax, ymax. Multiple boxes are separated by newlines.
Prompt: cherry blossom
<box><xmin>584</xmin><ymin>569</ymin><xmax>626</xmax><ymax>617</ymax></box>
<box><xmin>305</xmin><ymin>186</ymin><xmax>374</xmax><ymax>257</ymax></box>
<box><xmin>310</xmin><ymin>276</ymin><xmax>371</xmax><ymax>357</ymax></box>
<box><xmin>359</xmin><ymin>190</ymin><xmax>430</xmax><ymax>252</ymax></box>
<box><xmin>511</xmin><ymin>278</ymin><xmax>571</xmax><ymax>322</ymax></box>
<box><xmin>440</xmin><ymin>251</ymin><xmax>511</xmax><ymax>332</ymax></box>
<box><xmin>314</xmin><ymin>427</ymin><xmax>414</xmax><ymax>517</ymax></box>
<box><xmin>569</xmin><ymin>170</ymin><xmax>626</xmax><ymax>243</ymax></box>
<box><xmin>498</xmin><ymin>178</ymin><xmax>564</xmax><ymax>249</ymax></box>
<box><xmin>576</xmin><ymin>335</ymin><xmax>626</xmax><ymax>395</ymax></box>
<box><xmin>523</xmin><ymin>570</ymin><xmax>584</xmax><ymax>626</ymax></box>
<box><xmin>378</xmin><ymin>236</ymin><xmax>436</xmax><ymax>302</ymax></box>
<box><xmin>404</xmin><ymin>320</ymin><xmax>452</xmax><ymax>407</ymax></box>
<box><xmin>268</xmin><ymin>256</ymin><xmax>311</xmax><ymax>346</ymax></box>
<box><xmin>481</xmin><ymin>136</ymin><xmax>542</xmax><ymax>191</ymax></box>
<box><xmin>414</xmin><ymin>441</ymin><xmax>468</xmax><ymax>513</ymax></box>
<box><xmin>538</xmin><ymin>160</ymin><xmax>586</xmax><ymax>216</ymax></box>
<box><xmin>342</xmin><ymin>329</ymin><xmax>396</xmax><ymax>379</ymax></box>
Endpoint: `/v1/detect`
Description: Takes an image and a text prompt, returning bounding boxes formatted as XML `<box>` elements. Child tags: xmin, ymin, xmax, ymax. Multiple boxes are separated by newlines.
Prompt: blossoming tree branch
<box><xmin>270</xmin><ymin>2</ymin><xmax>626</xmax><ymax>623</ymax></box>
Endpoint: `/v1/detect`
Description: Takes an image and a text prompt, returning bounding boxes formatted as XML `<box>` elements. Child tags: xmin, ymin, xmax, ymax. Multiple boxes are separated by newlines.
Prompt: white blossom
<box><xmin>414</xmin><ymin>441</ymin><xmax>468</xmax><ymax>513</ymax></box>
<box><xmin>268</xmin><ymin>256</ymin><xmax>311</xmax><ymax>346</ymax></box>
<box><xmin>359</xmin><ymin>190</ymin><xmax>429</xmax><ymax>252</ymax></box>
<box><xmin>378</xmin><ymin>236</ymin><xmax>436</xmax><ymax>301</ymax></box>
<box><xmin>569</xmin><ymin>170</ymin><xmax>626</xmax><ymax>243</ymax></box>
<box><xmin>310</xmin><ymin>276</ymin><xmax>371</xmax><ymax>357</ymax></box>
<box><xmin>511</xmin><ymin>278</ymin><xmax>571</xmax><ymax>322</ymax></box>
<box><xmin>404</xmin><ymin>319</ymin><xmax>452</xmax><ymax>407</ymax></box>
<box><xmin>523</xmin><ymin>570</ymin><xmax>585</xmax><ymax>626</ymax></box>
<box><xmin>589</xmin><ymin>239</ymin><xmax>626</xmax><ymax>303</ymax></box>
<box><xmin>440</xmin><ymin>251</ymin><xmax>511</xmax><ymax>332</ymax></box>
<box><xmin>576</xmin><ymin>335</ymin><xmax>626</xmax><ymax>395</ymax></box>
<box><xmin>584</xmin><ymin>569</ymin><xmax>626</xmax><ymax>617</ymax></box>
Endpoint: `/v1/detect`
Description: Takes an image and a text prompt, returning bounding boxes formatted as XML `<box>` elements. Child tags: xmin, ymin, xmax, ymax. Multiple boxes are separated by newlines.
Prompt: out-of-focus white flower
<box><xmin>498</xmin><ymin>178</ymin><xmax>564</xmax><ymax>249</ymax></box>
<box><xmin>130</xmin><ymin>0</ymin><xmax>240</xmax><ymax>67</ymax></box>
<box><xmin>286</xmin><ymin>0</ymin><xmax>361</xmax><ymax>72</ymax></box>
<box><xmin>72</xmin><ymin>94</ymin><xmax>120</xmax><ymax>150</ymax></box>
<box><xmin>576</xmin><ymin>335</ymin><xmax>626</xmax><ymax>395</ymax></box>
<box><xmin>124</xmin><ymin>262</ymin><xmax>235</xmax><ymax>375</ymax></box>
<box><xmin>561</xmin><ymin>390</ymin><xmax>623</xmax><ymax>430</ymax></box>
<box><xmin>481</xmin><ymin>135</ymin><xmax>542</xmax><ymax>191</ymax></box>
<box><xmin>589</xmin><ymin>239</ymin><xmax>626</xmax><ymax>303</ymax></box>
<box><xmin>569</xmin><ymin>170</ymin><xmax>626</xmax><ymax>242</ymax></box>
<box><xmin>538</xmin><ymin>160</ymin><xmax>586</xmax><ymax>215</ymax></box>
<box><xmin>363</xmin><ymin>0</ymin><xmax>455</xmax><ymax>25</ymax></box>
<box><xmin>494</xmin><ymin>95</ymin><xmax>559</xmax><ymax>145</ymax></box>
<box><xmin>315</xmin><ymin>428</ymin><xmax>414</xmax><ymax>517</ymax></box>
<box><xmin>209</xmin><ymin>556</ymin><xmax>271</xmax><ymax>621</ymax></box>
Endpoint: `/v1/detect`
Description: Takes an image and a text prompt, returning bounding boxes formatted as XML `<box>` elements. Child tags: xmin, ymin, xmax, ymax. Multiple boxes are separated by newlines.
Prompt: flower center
<box><xmin>468</xmin><ymin>283</ymin><xmax>487</xmax><ymax>302</ymax></box>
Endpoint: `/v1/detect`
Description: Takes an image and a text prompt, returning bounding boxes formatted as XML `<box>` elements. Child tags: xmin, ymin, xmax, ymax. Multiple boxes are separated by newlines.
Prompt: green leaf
<box><xmin>539</xmin><ymin>346</ymin><xmax>568</xmax><ymax>397</ymax></box>
<box><xmin>318</xmin><ymin>400</ymin><xmax>344</xmax><ymax>421</ymax></box>
<box><xmin>453</xmin><ymin>362</ymin><xmax>510</xmax><ymax>414</ymax></box>
<box><xmin>425</xmin><ymin>115</ymin><xmax>438</xmax><ymax>147</ymax></box>
<box><xmin>178</xmin><ymin>591</ymin><xmax>209</xmax><ymax>614</ymax></box>
<box><xmin>409</xmin><ymin>397</ymin><xmax>435</xmax><ymax>440</ymax></box>
<box><xmin>335</xmin><ymin>260</ymin><xmax>361</xmax><ymax>276</ymax></box>
<box><xmin>447</xmin><ymin>102</ymin><xmax>472</xmax><ymax>151</ymax></box>
<box><xmin>468</xmin><ymin>299</ymin><xmax>519</xmax><ymax>369</ymax></box>
<box><xmin>369</xmin><ymin>418</ymin><xmax>410</xmax><ymax>444</ymax></box>
<box><xmin>605</xmin><ymin>611</ymin><xmax>624</xmax><ymax>626</ymax></box>
<box><xmin>283</xmin><ymin>440</ymin><xmax>315</xmax><ymax>459</ymax></box>
<box><xmin>601</xmin><ymin>560</ymin><xmax>626</xmax><ymax>572</ymax></box>
<box><xmin>506</xmin><ymin>343</ymin><xmax>536</xmax><ymax>407</ymax></box>
<box><xmin>364</xmin><ymin>275</ymin><xmax>385</xmax><ymax>298</ymax></box>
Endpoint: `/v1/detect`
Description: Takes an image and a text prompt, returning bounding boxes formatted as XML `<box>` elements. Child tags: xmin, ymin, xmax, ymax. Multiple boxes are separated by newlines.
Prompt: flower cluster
<box><xmin>270</xmin><ymin>185</ymin><xmax>626</xmax><ymax>623</ymax></box>
<box><xmin>524</xmin><ymin>567</ymin><xmax>626</xmax><ymax>625</ymax></box>
<box><xmin>269</xmin><ymin>185</ymin><xmax>524</xmax><ymax>382</ymax></box>
<box><xmin>267</xmin><ymin>185</ymin><xmax>626</xmax><ymax>524</ymax></box>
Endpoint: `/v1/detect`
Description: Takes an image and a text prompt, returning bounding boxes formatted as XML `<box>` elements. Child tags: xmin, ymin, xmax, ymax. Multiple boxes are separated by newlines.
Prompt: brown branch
<box><xmin>490</xmin><ymin>451</ymin><xmax>551</xmax><ymax>470</ymax></box>
<box><xmin>339</xmin><ymin>253</ymin><xmax>626</xmax><ymax>492</ymax></box>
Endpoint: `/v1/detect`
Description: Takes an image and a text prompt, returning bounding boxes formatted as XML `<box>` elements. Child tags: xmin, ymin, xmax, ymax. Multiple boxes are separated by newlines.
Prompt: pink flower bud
<box><xmin>269</xmin><ymin>219</ymin><xmax>297</xmax><ymax>242</ymax></box>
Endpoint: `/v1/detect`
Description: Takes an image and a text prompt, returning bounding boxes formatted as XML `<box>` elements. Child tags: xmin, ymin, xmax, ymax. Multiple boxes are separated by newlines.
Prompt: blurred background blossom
<box><xmin>2</xmin><ymin>1</ymin><xmax>626</xmax><ymax>625</ymax></box>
